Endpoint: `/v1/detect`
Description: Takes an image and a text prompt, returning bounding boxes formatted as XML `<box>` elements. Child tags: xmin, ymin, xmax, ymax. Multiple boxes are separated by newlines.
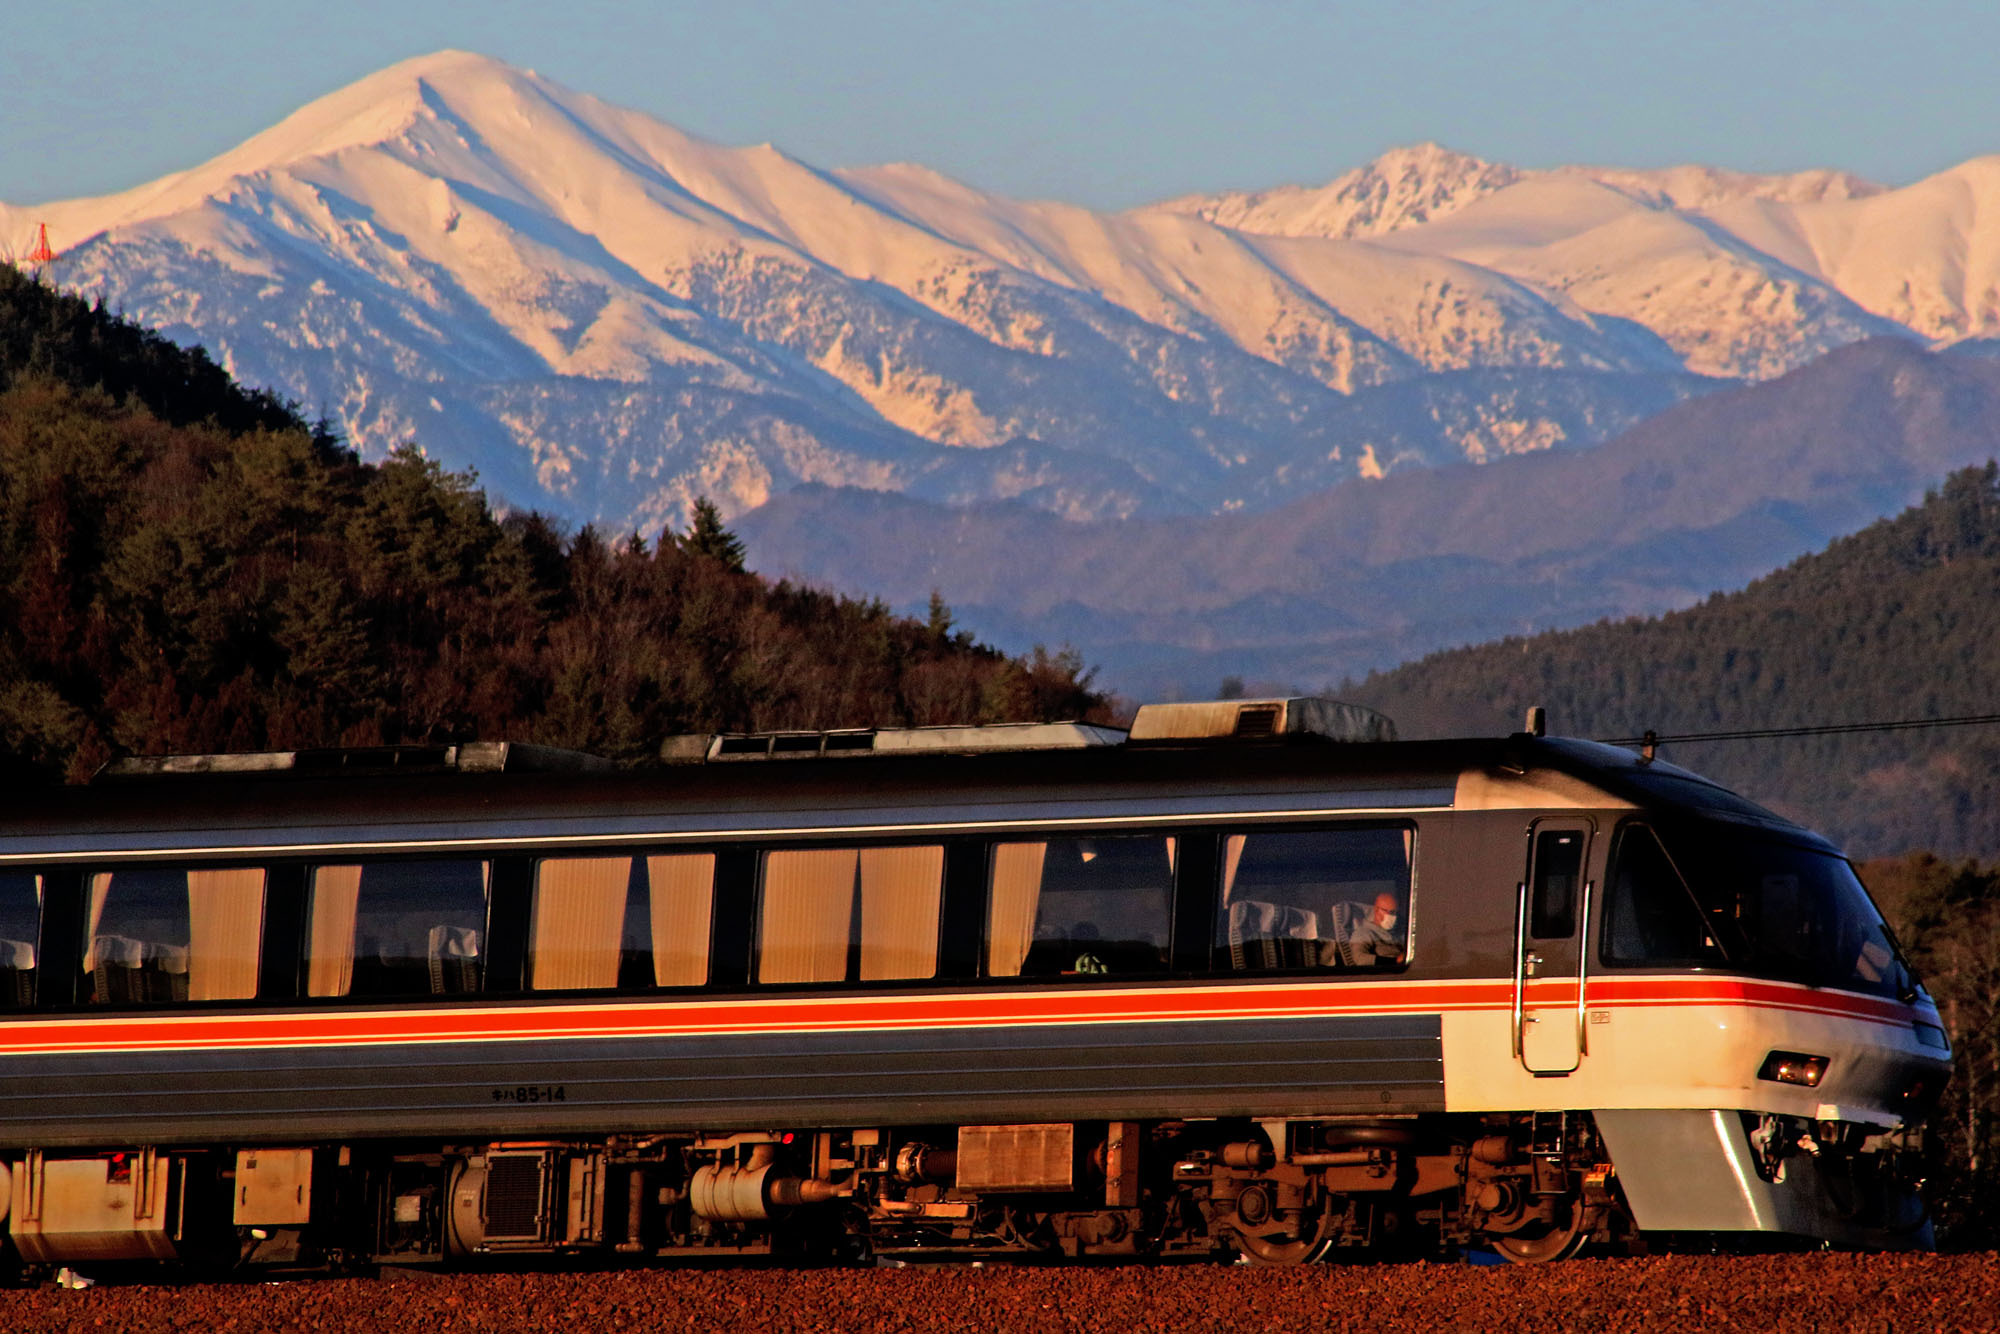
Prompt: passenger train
<box><xmin>0</xmin><ymin>697</ymin><xmax>1952</xmax><ymax>1276</ymax></box>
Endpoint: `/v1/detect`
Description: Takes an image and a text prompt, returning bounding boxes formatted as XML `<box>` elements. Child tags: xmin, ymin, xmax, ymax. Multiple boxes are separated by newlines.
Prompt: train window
<box><xmin>756</xmin><ymin>845</ymin><xmax>943</xmax><ymax>984</ymax></box>
<box><xmin>1215</xmin><ymin>826</ymin><xmax>1412</xmax><ymax>971</ymax></box>
<box><xmin>1601</xmin><ymin>824</ymin><xmax>1729</xmax><ymax>967</ymax></box>
<box><xmin>1612</xmin><ymin>823</ymin><xmax>1910</xmax><ymax>997</ymax></box>
<box><xmin>82</xmin><ymin>867</ymin><xmax>264</xmax><ymax>1004</ymax></box>
<box><xmin>1529</xmin><ymin>830</ymin><xmax>1585</xmax><ymax>939</ymax></box>
<box><xmin>528</xmin><ymin>853</ymin><xmax>715</xmax><ymax>990</ymax></box>
<box><xmin>986</xmin><ymin>835</ymin><xmax>1174</xmax><ymax>978</ymax></box>
<box><xmin>0</xmin><ymin>872</ymin><xmax>41</xmax><ymax>1008</ymax></box>
<box><xmin>306</xmin><ymin>860</ymin><xmax>490</xmax><ymax>998</ymax></box>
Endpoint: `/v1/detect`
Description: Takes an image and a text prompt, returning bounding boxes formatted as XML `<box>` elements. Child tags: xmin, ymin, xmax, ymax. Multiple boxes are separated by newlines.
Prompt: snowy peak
<box><xmin>207</xmin><ymin>49</ymin><xmax>497</xmax><ymax>176</ymax></box>
<box><xmin>1153</xmin><ymin>143</ymin><xmax>1524</xmax><ymax>240</ymax></box>
<box><xmin>1150</xmin><ymin>142</ymin><xmax>1886</xmax><ymax>242</ymax></box>
<box><xmin>1143</xmin><ymin>144</ymin><xmax>1978</xmax><ymax>378</ymax></box>
<box><xmin>2</xmin><ymin>52</ymin><xmax>1996</xmax><ymax>542</ymax></box>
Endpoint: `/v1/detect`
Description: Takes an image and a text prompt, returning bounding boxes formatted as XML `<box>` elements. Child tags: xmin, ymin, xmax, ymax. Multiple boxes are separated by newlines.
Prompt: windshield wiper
<box><xmin>1880</xmin><ymin>924</ymin><xmax>1922</xmax><ymax>1004</ymax></box>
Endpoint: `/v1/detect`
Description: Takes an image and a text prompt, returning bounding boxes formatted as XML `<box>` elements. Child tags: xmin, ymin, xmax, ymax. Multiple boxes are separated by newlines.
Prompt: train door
<box><xmin>1512</xmin><ymin>820</ymin><xmax>1594</xmax><ymax>1076</ymax></box>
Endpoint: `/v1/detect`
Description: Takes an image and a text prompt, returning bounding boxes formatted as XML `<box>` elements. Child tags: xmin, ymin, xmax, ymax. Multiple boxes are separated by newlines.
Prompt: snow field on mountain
<box><xmin>3</xmin><ymin>52</ymin><xmax>1994</xmax><ymax>534</ymax></box>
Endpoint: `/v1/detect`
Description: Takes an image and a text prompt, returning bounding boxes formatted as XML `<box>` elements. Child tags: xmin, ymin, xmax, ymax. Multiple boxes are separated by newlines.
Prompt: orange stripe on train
<box><xmin>0</xmin><ymin>976</ymin><xmax>1934</xmax><ymax>1056</ymax></box>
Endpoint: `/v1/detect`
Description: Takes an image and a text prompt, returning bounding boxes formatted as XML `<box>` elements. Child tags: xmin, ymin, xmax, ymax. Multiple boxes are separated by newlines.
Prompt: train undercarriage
<box><xmin>4</xmin><ymin>1109</ymin><xmax>1933</xmax><ymax>1283</ymax></box>
<box><xmin>1</xmin><ymin>1112</ymin><xmax>1661</xmax><ymax>1280</ymax></box>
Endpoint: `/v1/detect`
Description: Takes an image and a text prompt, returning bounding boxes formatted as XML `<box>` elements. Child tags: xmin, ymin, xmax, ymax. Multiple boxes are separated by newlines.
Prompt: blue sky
<box><xmin>5</xmin><ymin>0</ymin><xmax>1996</xmax><ymax>209</ymax></box>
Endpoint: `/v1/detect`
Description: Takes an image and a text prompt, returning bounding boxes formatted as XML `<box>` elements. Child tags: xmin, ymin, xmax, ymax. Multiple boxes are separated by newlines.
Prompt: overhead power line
<box><xmin>1599</xmin><ymin>712</ymin><xmax>2000</xmax><ymax>747</ymax></box>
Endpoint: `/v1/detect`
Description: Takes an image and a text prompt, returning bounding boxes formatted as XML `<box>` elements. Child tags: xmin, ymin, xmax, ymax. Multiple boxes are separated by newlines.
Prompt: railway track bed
<box><xmin>4</xmin><ymin>1251</ymin><xmax>1995</xmax><ymax>1333</ymax></box>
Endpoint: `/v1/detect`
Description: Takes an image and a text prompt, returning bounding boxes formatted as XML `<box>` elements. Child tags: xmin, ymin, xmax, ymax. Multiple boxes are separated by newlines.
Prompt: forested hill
<box><xmin>1347</xmin><ymin>463</ymin><xmax>2000</xmax><ymax>858</ymax></box>
<box><xmin>0</xmin><ymin>267</ymin><xmax>1101</xmax><ymax>782</ymax></box>
<box><xmin>0</xmin><ymin>264</ymin><xmax>307</xmax><ymax>437</ymax></box>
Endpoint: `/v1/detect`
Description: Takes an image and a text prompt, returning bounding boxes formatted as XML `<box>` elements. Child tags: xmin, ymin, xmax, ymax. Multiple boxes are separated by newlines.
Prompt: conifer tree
<box><xmin>683</xmin><ymin>497</ymin><xmax>746</xmax><ymax>573</ymax></box>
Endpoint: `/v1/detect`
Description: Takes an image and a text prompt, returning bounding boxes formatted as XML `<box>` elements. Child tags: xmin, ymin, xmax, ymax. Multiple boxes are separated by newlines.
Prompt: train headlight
<box><xmin>1759</xmin><ymin>1051</ymin><xmax>1829</xmax><ymax>1087</ymax></box>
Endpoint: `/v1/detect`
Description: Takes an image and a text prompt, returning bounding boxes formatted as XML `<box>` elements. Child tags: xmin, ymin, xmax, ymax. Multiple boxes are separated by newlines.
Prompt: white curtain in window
<box><xmin>307</xmin><ymin>865</ymin><xmax>364</xmax><ymax>997</ymax></box>
<box><xmin>186</xmin><ymin>868</ymin><xmax>264</xmax><ymax>1001</ymax></box>
<box><xmin>647</xmin><ymin>853</ymin><xmax>715</xmax><ymax>988</ymax></box>
<box><xmin>530</xmin><ymin>857</ymin><xmax>630</xmax><ymax>990</ymax></box>
<box><xmin>1221</xmin><ymin>834</ymin><xmax>1247</xmax><ymax>905</ymax></box>
<box><xmin>759</xmin><ymin>848</ymin><xmax>857</xmax><ymax>984</ymax></box>
<box><xmin>986</xmin><ymin>842</ymin><xmax>1048</xmax><ymax>978</ymax></box>
<box><xmin>82</xmin><ymin>872</ymin><xmax>116</xmax><ymax>974</ymax></box>
<box><xmin>858</xmin><ymin>845</ymin><xmax>943</xmax><ymax>981</ymax></box>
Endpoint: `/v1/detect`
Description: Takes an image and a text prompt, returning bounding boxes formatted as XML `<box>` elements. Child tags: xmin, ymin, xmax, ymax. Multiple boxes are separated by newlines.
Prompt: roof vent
<box><xmin>706</xmin><ymin>730</ymin><xmax>878</xmax><ymax>761</ymax></box>
<box><xmin>1128</xmin><ymin>697</ymin><xmax>1396</xmax><ymax>745</ymax></box>
<box><xmin>1233</xmin><ymin>704</ymin><xmax>1282</xmax><ymax>738</ymax></box>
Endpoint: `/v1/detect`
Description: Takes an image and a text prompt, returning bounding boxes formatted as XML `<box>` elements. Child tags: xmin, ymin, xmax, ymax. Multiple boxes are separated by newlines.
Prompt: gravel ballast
<box><xmin>4</xmin><ymin>1252</ymin><xmax>1996</xmax><ymax>1333</ymax></box>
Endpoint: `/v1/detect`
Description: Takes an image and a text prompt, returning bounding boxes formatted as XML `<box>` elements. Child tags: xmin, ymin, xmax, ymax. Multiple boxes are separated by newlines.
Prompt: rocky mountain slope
<box><xmin>9</xmin><ymin>53</ymin><xmax>1994</xmax><ymax>535</ymax></box>
<box><xmin>736</xmin><ymin>339</ymin><xmax>2000</xmax><ymax>697</ymax></box>
<box><xmin>0</xmin><ymin>53</ymin><xmax>1704</xmax><ymax>533</ymax></box>
<box><xmin>0</xmin><ymin>265</ymin><xmax>1101</xmax><ymax>781</ymax></box>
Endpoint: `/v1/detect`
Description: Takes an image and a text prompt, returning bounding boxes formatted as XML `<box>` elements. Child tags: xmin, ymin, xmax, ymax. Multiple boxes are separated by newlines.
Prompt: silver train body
<box><xmin>0</xmin><ymin>699</ymin><xmax>1952</xmax><ymax>1272</ymax></box>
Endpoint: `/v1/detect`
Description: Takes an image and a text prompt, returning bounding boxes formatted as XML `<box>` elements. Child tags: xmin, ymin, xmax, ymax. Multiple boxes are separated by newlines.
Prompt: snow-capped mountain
<box><xmin>1147</xmin><ymin>145</ymin><xmax>1997</xmax><ymax>379</ymax></box>
<box><xmin>1</xmin><ymin>52</ymin><xmax>1994</xmax><ymax>534</ymax></box>
<box><xmin>737</xmin><ymin>339</ymin><xmax>2000</xmax><ymax>697</ymax></box>
<box><xmin>1155</xmin><ymin>143</ymin><xmax>1881</xmax><ymax>240</ymax></box>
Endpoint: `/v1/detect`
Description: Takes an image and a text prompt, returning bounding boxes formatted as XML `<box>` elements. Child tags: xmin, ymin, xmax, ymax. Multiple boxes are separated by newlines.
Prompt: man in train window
<box><xmin>1344</xmin><ymin>890</ymin><xmax>1405</xmax><ymax>968</ymax></box>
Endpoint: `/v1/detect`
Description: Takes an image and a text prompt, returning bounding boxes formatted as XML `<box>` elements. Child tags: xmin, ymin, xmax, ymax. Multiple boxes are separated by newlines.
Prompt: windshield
<box><xmin>1602</xmin><ymin>822</ymin><xmax>1916</xmax><ymax>1000</ymax></box>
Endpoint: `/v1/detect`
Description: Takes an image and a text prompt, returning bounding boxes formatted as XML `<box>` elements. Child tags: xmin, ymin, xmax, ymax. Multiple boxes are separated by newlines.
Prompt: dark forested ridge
<box><xmin>0</xmin><ymin>265</ymin><xmax>308</xmax><ymax>438</ymax></box>
<box><xmin>1859</xmin><ymin>853</ymin><xmax>2000</xmax><ymax>1242</ymax></box>
<box><xmin>1347</xmin><ymin>463</ymin><xmax>2000</xmax><ymax>859</ymax></box>
<box><xmin>0</xmin><ymin>271</ymin><xmax>1102</xmax><ymax>781</ymax></box>
<box><xmin>739</xmin><ymin>337</ymin><xmax>2000</xmax><ymax>698</ymax></box>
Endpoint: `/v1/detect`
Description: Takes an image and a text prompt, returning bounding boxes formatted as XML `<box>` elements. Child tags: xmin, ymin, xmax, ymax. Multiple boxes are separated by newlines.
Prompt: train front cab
<box><xmin>1446</xmin><ymin>743</ymin><xmax>1951</xmax><ymax>1251</ymax></box>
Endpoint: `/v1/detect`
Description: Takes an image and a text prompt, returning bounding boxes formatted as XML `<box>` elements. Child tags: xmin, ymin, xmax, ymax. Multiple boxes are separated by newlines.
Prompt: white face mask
<box><xmin>1374</xmin><ymin>911</ymin><xmax>1397</xmax><ymax>931</ymax></box>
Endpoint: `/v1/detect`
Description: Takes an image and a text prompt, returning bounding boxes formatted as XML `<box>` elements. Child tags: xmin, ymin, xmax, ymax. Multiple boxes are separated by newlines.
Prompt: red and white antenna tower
<box><xmin>7</xmin><ymin>222</ymin><xmax>63</xmax><ymax>283</ymax></box>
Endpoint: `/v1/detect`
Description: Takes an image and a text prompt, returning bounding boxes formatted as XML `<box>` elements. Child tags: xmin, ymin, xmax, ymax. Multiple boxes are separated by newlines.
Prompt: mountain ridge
<box><xmin>6</xmin><ymin>52</ymin><xmax>1993</xmax><ymax>536</ymax></box>
<box><xmin>736</xmin><ymin>338</ymin><xmax>2000</xmax><ymax>696</ymax></box>
<box><xmin>0</xmin><ymin>263</ymin><xmax>1104</xmax><ymax>781</ymax></box>
<box><xmin>1151</xmin><ymin>141</ymin><xmax>1885</xmax><ymax>241</ymax></box>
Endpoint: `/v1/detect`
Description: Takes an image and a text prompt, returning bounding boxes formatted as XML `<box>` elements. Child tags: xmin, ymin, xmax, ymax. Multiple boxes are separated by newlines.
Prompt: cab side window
<box><xmin>1601</xmin><ymin>824</ymin><xmax>1727</xmax><ymax>966</ymax></box>
<box><xmin>0</xmin><ymin>872</ymin><xmax>42</xmax><ymax>1008</ymax></box>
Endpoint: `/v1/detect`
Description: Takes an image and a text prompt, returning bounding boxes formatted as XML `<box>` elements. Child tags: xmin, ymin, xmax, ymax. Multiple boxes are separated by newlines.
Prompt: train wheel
<box><xmin>1490</xmin><ymin>1198</ymin><xmax>1590</xmax><ymax>1265</ymax></box>
<box><xmin>1232</xmin><ymin>1210</ymin><xmax>1334</xmax><ymax>1266</ymax></box>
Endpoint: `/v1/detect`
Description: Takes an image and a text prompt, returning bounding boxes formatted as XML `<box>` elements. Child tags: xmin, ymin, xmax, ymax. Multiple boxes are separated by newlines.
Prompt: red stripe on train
<box><xmin>0</xmin><ymin>976</ymin><xmax>1936</xmax><ymax>1055</ymax></box>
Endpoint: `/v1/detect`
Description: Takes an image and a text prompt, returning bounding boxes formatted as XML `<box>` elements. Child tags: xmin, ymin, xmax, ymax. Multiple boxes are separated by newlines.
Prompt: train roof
<box><xmin>0</xmin><ymin>698</ymin><xmax>1832</xmax><ymax>862</ymax></box>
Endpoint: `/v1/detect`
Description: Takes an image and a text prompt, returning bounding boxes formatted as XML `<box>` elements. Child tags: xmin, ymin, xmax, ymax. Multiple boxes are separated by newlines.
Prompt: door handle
<box><xmin>1524</xmin><ymin>951</ymin><xmax>1544</xmax><ymax>978</ymax></box>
